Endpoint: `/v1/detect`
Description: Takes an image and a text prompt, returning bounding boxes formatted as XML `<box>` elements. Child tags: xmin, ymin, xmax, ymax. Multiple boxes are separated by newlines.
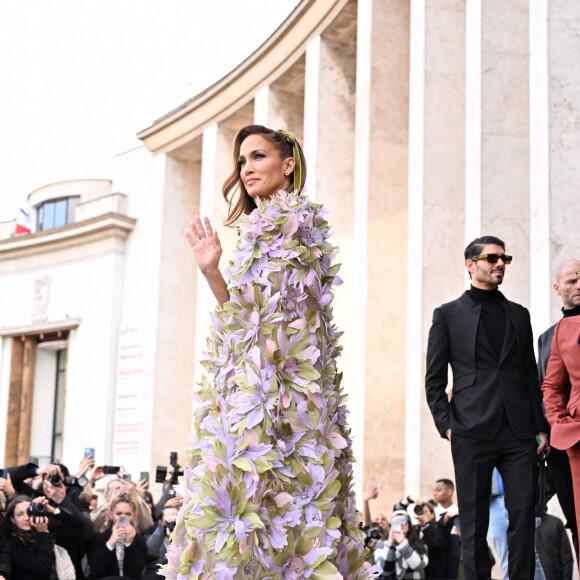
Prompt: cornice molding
<box><xmin>0</xmin><ymin>213</ymin><xmax>136</xmax><ymax>260</ymax></box>
<box><xmin>0</xmin><ymin>318</ymin><xmax>81</xmax><ymax>338</ymax></box>
<box><xmin>137</xmin><ymin>0</ymin><xmax>349</xmax><ymax>154</ymax></box>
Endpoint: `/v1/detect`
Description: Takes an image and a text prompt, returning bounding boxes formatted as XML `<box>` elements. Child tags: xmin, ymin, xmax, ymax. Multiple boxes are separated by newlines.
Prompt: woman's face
<box><xmin>238</xmin><ymin>134</ymin><xmax>294</xmax><ymax>200</ymax></box>
<box><xmin>416</xmin><ymin>509</ymin><xmax>435</xmax><ymax>526</ymax></box>
<box><xmin>11</xmin><ymin>501</ymin><xmax>31</xmax><ymax>531</ymax></box>
<box><xmin>111</xmin><ymin>501</ymin><xmax>133</xmax><ymax>526</ymax></box>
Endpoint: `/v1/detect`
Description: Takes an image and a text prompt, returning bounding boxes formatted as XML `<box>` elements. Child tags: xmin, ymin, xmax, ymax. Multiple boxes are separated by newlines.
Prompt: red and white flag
<box><xmin>14</xmin><ymin>208</ymin><xmax>33</xmax><ymax>235</ymax></box>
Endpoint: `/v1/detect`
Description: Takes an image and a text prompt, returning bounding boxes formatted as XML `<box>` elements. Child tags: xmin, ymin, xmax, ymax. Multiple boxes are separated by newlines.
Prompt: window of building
<box><xmin>37</xmin><ymin>196</ymin><xmax>80</xmax><ymax>231</ymax></box>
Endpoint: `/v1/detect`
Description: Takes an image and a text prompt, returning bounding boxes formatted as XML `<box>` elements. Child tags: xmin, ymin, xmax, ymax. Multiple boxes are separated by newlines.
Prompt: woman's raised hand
<box><xmin>186</xmin><ymin>216</ymin><xmax>222</xmax><ymax>275</ymax></box>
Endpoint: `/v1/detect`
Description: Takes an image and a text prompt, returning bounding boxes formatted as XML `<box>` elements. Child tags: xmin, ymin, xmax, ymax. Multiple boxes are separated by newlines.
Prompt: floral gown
<box><xmin>163</xmin><ymin>191</ymin><xmax>375</xmax><ymax>579</ymax></box>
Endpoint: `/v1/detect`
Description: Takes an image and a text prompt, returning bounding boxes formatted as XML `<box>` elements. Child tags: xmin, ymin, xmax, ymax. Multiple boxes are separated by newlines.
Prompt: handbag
<box><xmin>535</xmin><ymin>449</ymin><xmax>548</xmax><ymax>516</ymax></box>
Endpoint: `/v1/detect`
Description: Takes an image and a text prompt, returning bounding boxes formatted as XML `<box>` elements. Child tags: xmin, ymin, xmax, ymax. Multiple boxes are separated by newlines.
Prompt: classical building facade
<box><xmin>1</xmin><ymin>0</ymin><xmax>579</xmax><ymax>516</ymax></box>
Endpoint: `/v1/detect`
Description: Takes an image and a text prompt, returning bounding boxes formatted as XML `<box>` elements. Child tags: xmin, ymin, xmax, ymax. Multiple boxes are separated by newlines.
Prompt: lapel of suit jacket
<box><xmin>499</xmin><ymin>294</ymin><xmax>517</xmax><ymax>364</ymax></box>
<box><xmin>458</xmin><ymin>292</ymin><xmax>482</xmax><ymax>356</ymax></box>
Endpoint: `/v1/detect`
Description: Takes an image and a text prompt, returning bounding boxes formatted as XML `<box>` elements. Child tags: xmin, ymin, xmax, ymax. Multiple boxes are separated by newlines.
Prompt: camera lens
<box><xmin>414</xmin><ymin>504</ymin><xmax>424</xmax><ymax>515</ymax></box>
<box><xmin>167</xmin><ymin>521</ymin><xmax>176</xmax><ymax>532</ymax></box>
<box><xmin>49</xmin><ymin>474</ymin><xmax>63</xmax><ymax>486</ymax></box>
<box><xmin>27</xmin><ymin>503</ymin><xmax>47</xmax><ymax>518</ymax></box>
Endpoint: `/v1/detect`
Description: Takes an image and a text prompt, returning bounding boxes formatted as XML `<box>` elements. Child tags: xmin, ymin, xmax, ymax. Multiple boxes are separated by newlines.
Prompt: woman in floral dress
<box><xmin>163</xmin><ymin>125</ymin><xmax>376</xmax><ymax>580</ymax></box>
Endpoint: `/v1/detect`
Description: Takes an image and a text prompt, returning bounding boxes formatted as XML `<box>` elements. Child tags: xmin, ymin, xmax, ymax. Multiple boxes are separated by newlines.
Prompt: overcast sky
<box><xmin>0</xmin><ymin>0</ymin><xmax>299</xmax><ymax>221</ymax></box>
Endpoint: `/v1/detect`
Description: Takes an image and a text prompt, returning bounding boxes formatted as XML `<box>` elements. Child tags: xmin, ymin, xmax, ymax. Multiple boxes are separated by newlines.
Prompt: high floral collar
<box><xmin>254</xmin><ymin>188</ymin><xmax>303</xmax><ymax>212</ymax></box>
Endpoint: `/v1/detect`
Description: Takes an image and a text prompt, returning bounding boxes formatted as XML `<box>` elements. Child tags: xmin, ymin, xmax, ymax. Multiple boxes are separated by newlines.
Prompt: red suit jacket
<box><xmin>542</xmin><ymin>316</ymin><xmax>580</xmax><ymax>449</ymax></box>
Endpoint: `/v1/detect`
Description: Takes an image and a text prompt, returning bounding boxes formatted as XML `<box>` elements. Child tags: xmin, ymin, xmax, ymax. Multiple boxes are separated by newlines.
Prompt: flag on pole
<box><xmin>15</xmin><ymin>208</ymin><xmax>33</xmax><ymax>235</ymax></box>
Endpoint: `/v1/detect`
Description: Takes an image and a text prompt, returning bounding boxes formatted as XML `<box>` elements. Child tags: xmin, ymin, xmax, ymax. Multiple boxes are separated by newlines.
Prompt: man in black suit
<box><xmin>537</xmin><ymin>258</ymin><xmax>580</xmax><ymax>560</ymax></box>
<box><xmin>425</xmin><ymin>235</ymin><xmax>548</xmax><ymax>580</ymax></box>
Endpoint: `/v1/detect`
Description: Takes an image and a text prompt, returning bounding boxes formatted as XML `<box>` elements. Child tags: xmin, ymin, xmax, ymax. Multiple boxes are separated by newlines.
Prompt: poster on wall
<box><xmin>112</xmin><ymin>323</ymin><xmax>144</xmax><ymax>474</ymax></box>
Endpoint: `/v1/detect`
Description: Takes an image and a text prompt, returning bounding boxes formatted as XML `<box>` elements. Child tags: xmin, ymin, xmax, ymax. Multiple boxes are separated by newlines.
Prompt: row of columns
<box><xmin>173</xmin><ymin>0</ymin><xmax>580</xmax><ymax>508</ymax></box>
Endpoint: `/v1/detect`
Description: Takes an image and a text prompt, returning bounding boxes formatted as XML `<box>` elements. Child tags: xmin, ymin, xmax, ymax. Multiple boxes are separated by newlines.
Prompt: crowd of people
<box><xmin>359</xmin><ymin>477</ymin><xmax>574</xmax><ymax>580</ymax></box>
<box><xmin>0</xmin><ymin>453</ymin><xmax>182</xmax><ymax>579</ymax></box>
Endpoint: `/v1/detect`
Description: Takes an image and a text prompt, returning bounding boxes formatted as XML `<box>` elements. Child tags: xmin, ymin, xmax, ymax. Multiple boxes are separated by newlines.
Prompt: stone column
<box><xmin>263</xmin><ymin>62</ymin><xmax>305</xmax><ymax>143</ymax></box>
<box><xmin>151</xmin><ymin>150</ymin><xmax>201</xmax><ymax>469</ymax></box>
<box><xmin>254</xmin><ymin>86</ymin><xmax>270</xmax><ymax>126</ymax></box>
<box><xmin>303</xmin><ymin>12</ymin><xmax>358</xmax><ymax>480</ymax></box>
<box><xmin>530</xmin><ymin>1</ymin><xmax>580</xmax><ymax>333</ymax></box>
<box><xmin>466</xmin><ymin>0</ymin><xmax>530</xmax><ymax>307</ymax></box>
<box><xmin>407</xmin><ymin>0</ymin><xmax>465</xmax><ymax>496</ymax></box>
<box><xmin>355</xmin><ymin>0</ymin><xmax>410</xmax><ymax>506</ymax></box>
<box><xmin>192</xmin><ymin>124</ymin><xmax>236</xmax><ymax>380</ymax></box>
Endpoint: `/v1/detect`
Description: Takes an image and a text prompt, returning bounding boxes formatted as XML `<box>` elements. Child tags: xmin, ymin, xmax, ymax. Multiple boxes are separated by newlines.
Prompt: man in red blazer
<box><xmin>538</xmin><ymin>259</ymin><xmax>580</xmax><ymax>560</ymax></box>
<box><xmin>542</xmin><ymin>261</ymin><xmax>580</xmax><ymax>568</ymax></box>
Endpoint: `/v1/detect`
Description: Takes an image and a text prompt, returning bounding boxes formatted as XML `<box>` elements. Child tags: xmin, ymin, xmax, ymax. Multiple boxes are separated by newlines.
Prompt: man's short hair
<box><xmin>436</xmin><ymin>478</ymin><xmax>455</xmax><ymax>493</ymax></box>
<box><xmin>464</xmin><ymin>236</ymin><xmax>506</xmax><ymax>261</ymax></box>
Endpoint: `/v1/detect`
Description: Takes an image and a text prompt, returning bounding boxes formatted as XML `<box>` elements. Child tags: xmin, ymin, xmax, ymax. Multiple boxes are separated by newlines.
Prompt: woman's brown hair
<box><xmin>222</xmin><ymin>124</ymin><xmax>307</xmax><ymax>227</ymax></box>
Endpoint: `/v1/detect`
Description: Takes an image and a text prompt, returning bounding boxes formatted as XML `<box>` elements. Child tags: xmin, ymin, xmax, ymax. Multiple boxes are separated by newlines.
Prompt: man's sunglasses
<box><xmin>470</xmin><ymin>253</ymin><xmax>512</xmax><ymax>265</ymax></box>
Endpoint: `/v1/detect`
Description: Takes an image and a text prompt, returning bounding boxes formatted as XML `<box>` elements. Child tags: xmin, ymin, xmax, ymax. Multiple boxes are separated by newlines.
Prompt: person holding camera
<box><xmin>38</xmin><ymin>467</ymin><xmax>94</xmax><ymax>578</ymax></box>
<box><xmin>415</xmin><ymin>501</ymin><xmax>460</xmax><ymax>579</ymax></box>
<box><xmin>6</xmin><ymin>495</ymin><xmax>56</xmax><ymax>580</ymax></box>
<box><xmin>144</xmin><ymin>505</ymin><xmax>178</xmax><ymax>576</ymax></box>
<box><xmin>91</xmin><ymin>477</ymin><xmax>153</xmax><ymax>534</ymax></box>
<box><xmin>362</xmin><ymin>482</ymin><xmax>390</xmax><ymax>539</ymax></box>
<box><xmin>86</xmin><ymin>491</ymin><xmax>147</xmax><ymax>579</ymax></box>
<box><xmin>362</xmin><ymin>522</ymin><xmax>384</xmax><ymax>568</ymax></box>
<box><xmin>375</xmin><ymin>508</ymin><xmax>429</xmax><ymax>579</ymax></box>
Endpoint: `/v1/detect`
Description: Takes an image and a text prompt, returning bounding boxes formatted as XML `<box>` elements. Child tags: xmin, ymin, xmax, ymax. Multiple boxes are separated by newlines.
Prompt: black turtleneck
<box><xmin>562</xmin><ymin>303</ymin><xmax>580</xmax><ymax>318</ymax></box>
<box><xmin>468</xmin><ymin>285</ymin><xmax>506</xmax><ymax>356</ymax></box>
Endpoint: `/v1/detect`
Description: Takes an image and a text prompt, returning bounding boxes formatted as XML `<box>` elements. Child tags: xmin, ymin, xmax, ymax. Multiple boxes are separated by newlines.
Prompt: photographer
<box><xmin>152</xmin><ymin>454</ymin><xmax>182</xmax><ymax>520</ymax></box>
<box><xmin>86</xmin><ymin>491</ymin><xmax>147</xmax><ymax>579</ymax></box>
<box><xmin>362</xmin><ymin>482</ymin><xmax>389</xmax><ymax>539</ymax></box>
<box><xmin>1</xmin><ymin>462</ymin><xmax>61</xmax><ymax>500</ymax></box>
<box><xmin>6</xmin><ymin>495</ymin><xmax>55</xmax><ymax>580</ymax></box>
<box><xmin>144</xmin><ymin>505</ymin><xmax>178</xmax><ymax>576</ymax></box>
<box><xmin>400</xmin><ymin>495</ymin><xmax>460</xmax><ymax>579</ymax></box>
<box><xmin>362</xmin><ymin>522</ymin><xmax>383</xmax><ymax>567</ymax></box>
<box><xmin>39</xmin><ymin>468</ymin><xmax>94</xmax><ymax>578</ymax></box>
<box><xmin>415</xmin><ymin>501</ymin><xmax>459</xmax><ymax>579</ymax></box>
<box><xmin>375</xmin><ymin>507</ymin><xmax>429</xmax><ymax>579</ymax></box>
<box><xmin>91</xmin><ymin>477</ymin><xmax>153</xmax><ymax>534</ymax></box>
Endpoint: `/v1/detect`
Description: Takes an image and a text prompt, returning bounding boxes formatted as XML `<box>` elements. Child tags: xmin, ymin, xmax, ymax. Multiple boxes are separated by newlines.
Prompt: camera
<box><xmin>155</xmin><ymin>452</ymin><xmax>183</xmax><ymax>490</ymax></box>
<box><xmin>413</xmin><ymin>504</ymin><xmax>424</xmax><ymax>515</ymax></box>
<box><xmin>364</xmin><ymin>529</ymin><xmax>381</xmax><ymax>547</ymax></box>
<box><xmin>64</xmin><ymin>475</ymin><xmax>88</xmax><ymax>488</ymax></box>
<box><xmin>166</xmin><ymin>521</ymin><xmax>176</xmax><ymax>533</ymax></box>
<box><xmin>48</xmin><ymin>474</ymin><xmax>87</xmax><ymax>488</ymax></box>
<box><xmin>102</xmin><ymin>465</ymin><xmax>121</xmax><ymax>475</ymax></box>
<box><xmin>49</xmin><ymin>474</ymin><xmax>64</xmax><ymax>486</ymax></box>
<box><xmin>27</xmin><ymin>502</ymin><xmax>47</xmax><ymax>518</ymax></box>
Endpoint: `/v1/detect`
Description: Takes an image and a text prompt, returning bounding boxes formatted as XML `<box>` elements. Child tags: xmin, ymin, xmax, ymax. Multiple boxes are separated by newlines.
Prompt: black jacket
<box><xmin>0</xmin><ymin>514</ymin><xmax>11</xmax><ymax>580</ymax></box>
<box><xmin>47</xmin><ymin>493</ymin><xmax>93</xmax><ymax>578</ymax></box>
<box><xmin>535</xmin><ymin>513</ymin><xmax>574</xmax><ymax>580</ymax></box>
<box><xmin>86</xmin><ymin>526</ymin><xmax>147</xmax><ymax>579</ymax></box>
<box><xmin>426</xmin><ymin>291</ymin><xmax>545</xmax><ymax>440</ymax></box>
<box><xmin>7</xmin><ymin>531</ymin><xmax>55</xmax><ymax>580</ymax></box>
